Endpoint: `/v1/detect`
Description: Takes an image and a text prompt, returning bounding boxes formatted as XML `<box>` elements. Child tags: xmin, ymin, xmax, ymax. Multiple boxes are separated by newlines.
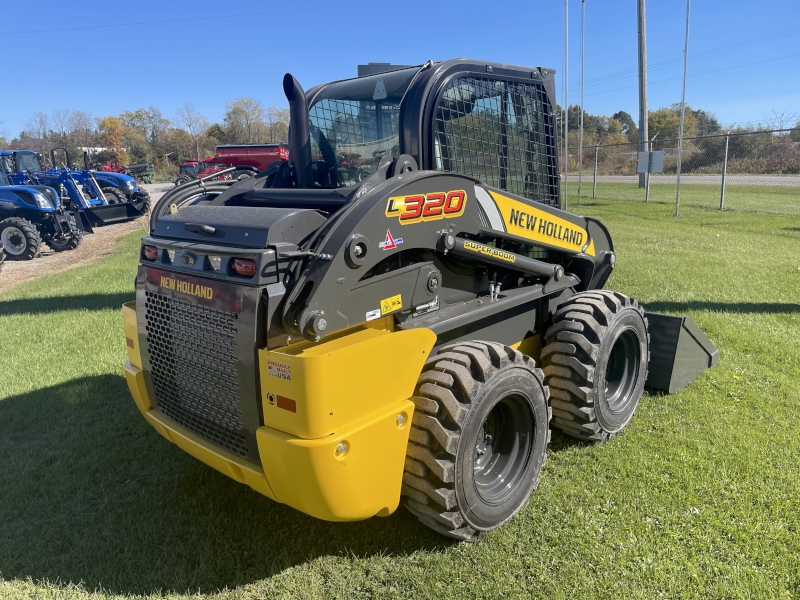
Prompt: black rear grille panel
<box><xmin>144</xmin><ymin>290</ymin><xmax>250</xmax><ymax>458</ymax></box>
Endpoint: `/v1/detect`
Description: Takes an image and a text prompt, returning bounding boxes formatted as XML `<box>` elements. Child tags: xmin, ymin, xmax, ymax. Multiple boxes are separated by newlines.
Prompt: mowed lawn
<box><xmin>0</xmin><ymin>198</ymin><xmax>799</xmax><ymax>599</ymax></box>
<box><xmin>569</xmin><ymin>181</ymin><xmax>800</xmax><ymax>216</ymax></box>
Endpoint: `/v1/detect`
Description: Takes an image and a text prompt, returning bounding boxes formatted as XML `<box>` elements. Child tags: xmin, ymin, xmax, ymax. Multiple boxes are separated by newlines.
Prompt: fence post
<box><xmin>719</xmin><ymin>134</ymin><xmax>729</xmax><ymax>211</ymax></box>
<box><xmin>592</xmin><ymin>146</ymin><xmax>598</xmax><ymax>199</ymax></box>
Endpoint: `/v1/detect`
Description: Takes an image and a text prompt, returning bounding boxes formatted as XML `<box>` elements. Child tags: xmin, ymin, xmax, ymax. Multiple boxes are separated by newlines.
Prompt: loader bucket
<box><xmin>645</xmin><ymin>312</ymin><xmax>719</xmax><ymax>394</ymax></box>
<box><xmin>75</xmin><ymin>210</ymin><xmax>94</xmax><ymax>234</ymax></box>
<box><xmin>83</xmin><ymin>203</ymin><xmax>145</xmax><ymax>226</ymax></box>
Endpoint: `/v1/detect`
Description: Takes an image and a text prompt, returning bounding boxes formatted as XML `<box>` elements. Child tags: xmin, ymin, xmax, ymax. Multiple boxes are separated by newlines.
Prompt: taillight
<box><xmin>233</xmin><ymin>258</ymin><xmax>257</xmax><ymax>277</ymax></box>
<box><xmin>143</xmin><ymin>245</ymin><xmax>159</xmax><ymax>260</ymax></box>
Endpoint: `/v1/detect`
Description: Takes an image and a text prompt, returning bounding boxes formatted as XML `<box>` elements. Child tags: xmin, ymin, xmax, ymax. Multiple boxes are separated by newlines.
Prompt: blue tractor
<box><xmin>1</xmin><ymin>148</ymin><xmax>151</xmax><ymax>229</ymax></box>
<box><xmin>0</xmin><ymin>165</ymin><xmax>83</xmax><ymax>260</ymax></box>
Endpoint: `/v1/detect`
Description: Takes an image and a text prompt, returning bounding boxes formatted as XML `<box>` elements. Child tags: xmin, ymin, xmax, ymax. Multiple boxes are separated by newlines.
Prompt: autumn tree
<box><xmin>224</xmin><ymin>97</ymin><xmax>266</xmax><ymax>143</ymax></box>
<box><xmin>176</xmin><ymin>103</ymin><xmax>210</xmax><ymax>159</ymax></box>
<box><xmin>97</xmin><ymin>116</ymin><xmax>124</xmax><ymax>161</ymax></box>
<box><xmin>648</xmin><ymin>106</ymin><xmax>699</xmax><ymax>142</ymax></box>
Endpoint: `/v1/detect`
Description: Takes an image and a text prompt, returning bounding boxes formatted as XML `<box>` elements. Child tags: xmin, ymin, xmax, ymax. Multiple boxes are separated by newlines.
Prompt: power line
<box><xmin>580</xmin><ymin>51</ymin><xmax>800</xmax><ymax>99</ymax></box>
<box><xmin>0</xmin><ymin>1</ymin><xmax>392</xmax><ymax>35</ymax></box>
<box><xmin>565</xmin><ymin>25</ymin><xmax>800</xmax><ymax>94</ymax></box>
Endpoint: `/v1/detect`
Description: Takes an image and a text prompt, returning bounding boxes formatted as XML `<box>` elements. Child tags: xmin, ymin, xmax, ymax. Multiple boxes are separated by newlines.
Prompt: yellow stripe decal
<box><xmin>488</xmin><ymin>190</ymin><xmax>595</xmax><ymax>256</ymax></box>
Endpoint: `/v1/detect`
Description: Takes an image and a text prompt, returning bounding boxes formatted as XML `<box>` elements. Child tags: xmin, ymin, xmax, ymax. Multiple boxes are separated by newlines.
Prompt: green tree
<box><xmin>649</xmin><ymin>106</ymin><xmax>699</xmax><ymax>141</ymax></box>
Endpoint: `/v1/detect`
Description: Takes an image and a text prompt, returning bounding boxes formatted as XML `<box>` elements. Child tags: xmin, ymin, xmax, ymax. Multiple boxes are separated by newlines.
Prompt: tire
<box><xmin>541</xmin><ymin>291</ymin><xmax>649</xmax><ymax>442</ymax></box>
<box><xmin>135</xmin><ymin>192</ymin><xmax>152</xmax><ymax>216</ymax></box>
<box><xmin>402</xmin><ymin>341</ymin><xmax>551</xmax><ymax>542</ymax></box>
<box><xmin>174</xmin><ymin>175</ymin><xmax>194</xmax><ymax>187</ymax></box>
<box><xmin>102</xmin><ymin>188</ymin><xmax>124</xmax><ymax>205</ymax></box>
<box><xmin>47</xmin><ymin>230</ymin><xmax>83</xmax><ymax>252</ymax></box>
<box><xmin>0</xmin><ymin>242</ymin><xmax>5</xmax><ymax>273</ymax></box>
<box><xmin>0</xmin><ymin>217</ymin><xmax>42</xmax><ymax>261</ymax></box>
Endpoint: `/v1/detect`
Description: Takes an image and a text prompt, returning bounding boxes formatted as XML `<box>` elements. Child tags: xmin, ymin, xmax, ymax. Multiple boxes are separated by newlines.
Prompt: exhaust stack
<box><xmin>283</xmin><ymin>73</ymin><xmax>314</xmax><ymax>189</ymax></box>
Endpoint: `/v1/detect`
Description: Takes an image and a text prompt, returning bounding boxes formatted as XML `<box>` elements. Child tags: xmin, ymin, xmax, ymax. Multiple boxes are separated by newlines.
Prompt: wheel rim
<box><xmin>1</xmin><ymin>227</ymin><xmax>26</xmax><ymax>255</ymax></box>
<box><xmin>473</xmin><ymin>393</ymin><xmax>535</xmax><ymax>504</ymax></box>
<box><xmin>604</xmin><ymin>327</ymin><xmax>641</xmax><ymax>413</ymax></box>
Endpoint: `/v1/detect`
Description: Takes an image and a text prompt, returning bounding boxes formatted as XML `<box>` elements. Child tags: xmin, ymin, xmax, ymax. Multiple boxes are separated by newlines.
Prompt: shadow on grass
<box><xmin>0</xmin><ymin>292</ymin><xmax>134</xmax><ymax>316</ymax></box>
<box><xmin>0</xmin><ymin>375</ymin><xmax>452</xmax><ymax>595</ymax></box>
<box><xmin>645</xmin><ymin>300</ymin><xmax>800</xmax><ymax>314</ymax></box>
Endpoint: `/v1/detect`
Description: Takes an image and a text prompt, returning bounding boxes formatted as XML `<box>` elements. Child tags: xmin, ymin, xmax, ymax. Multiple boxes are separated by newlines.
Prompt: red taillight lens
<box><xmin>233</xmin><ymin>258</ymin><xmax>257</xmax><ymax>277</ymax></box>
<box><xmin>143</xmin><ymin>245</ymin><xmax>159</xmax><ymax>260</ymax></box>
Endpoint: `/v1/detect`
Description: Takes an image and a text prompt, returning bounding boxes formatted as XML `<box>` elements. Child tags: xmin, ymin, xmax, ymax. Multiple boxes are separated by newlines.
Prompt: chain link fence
<box><xmin>561</xmin><ymin>128</ymin><xmax>800</xmax><ymax>215</ymax></box>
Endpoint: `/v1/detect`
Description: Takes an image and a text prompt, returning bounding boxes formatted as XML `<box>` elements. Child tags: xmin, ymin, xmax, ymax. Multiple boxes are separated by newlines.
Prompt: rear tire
<box><xmin>541</xmin><ymin>291</ymin><xmax>649</xmax><ymax>442</ymax></box>
<box><xmin>402</xmin><ymin>341</ymin><xmax>551</xmax><ymax>542</ymax></box>
<box><xmin>0</xmin><ymin>217</ymin><xmax>42</xmax><ymax>261</ymax></box>
<box><xmin>174</xmin><ymin>175</ymin><xmax>194</xmax><ymax>187</ymax></box>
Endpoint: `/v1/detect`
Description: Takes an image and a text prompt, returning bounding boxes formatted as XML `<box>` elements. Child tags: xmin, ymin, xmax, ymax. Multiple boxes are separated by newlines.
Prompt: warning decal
<box><xmin>380</xmin><ymin>294</ymin><xmax>403</xmax><ymax>315</ymax></box>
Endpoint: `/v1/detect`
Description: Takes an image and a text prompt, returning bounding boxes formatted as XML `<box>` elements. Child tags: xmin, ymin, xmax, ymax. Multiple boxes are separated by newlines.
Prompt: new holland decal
<box><xmin>386</xmin><ymin>190</ymin><xmax>467</xmax><ymax>224</ymax></box>
<box><xmin>159</xmin><ymin>275</ymin><xmax>214</xmax><ymax>299</ymax></box>
<box><xmin>488</xmin><ymin>191</ymin><xmax>596</xmax><ymax>256</ymax></box>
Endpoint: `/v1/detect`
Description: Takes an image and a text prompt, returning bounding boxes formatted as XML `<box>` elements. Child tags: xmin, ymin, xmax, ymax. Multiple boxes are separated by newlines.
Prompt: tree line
<box><xmin>1</xmin><ymin>100</ymin><xmax>796</xmax><ymax>178</ymax></box>
<box><xmin>0</xmin><ymin>99</ymin><xmax>289</xmax><ymax>179</ymax></box>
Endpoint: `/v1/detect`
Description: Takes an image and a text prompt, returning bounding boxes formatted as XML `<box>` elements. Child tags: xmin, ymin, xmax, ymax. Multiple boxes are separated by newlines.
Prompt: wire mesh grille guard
<box><xmin>434</xmin><ymin>77</ymin><xmax>559</xmax><ymax>207</ymax></box>
<box><xmin>144</xmin><ymin>291</ymin><xmax>249</xmax><ymax>458</ymax></box>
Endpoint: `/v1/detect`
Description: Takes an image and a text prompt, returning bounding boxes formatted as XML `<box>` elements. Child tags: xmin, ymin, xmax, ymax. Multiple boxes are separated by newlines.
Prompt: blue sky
<box><xmin>1</xmin><ymin>0</ymin><xmax>798</xmax><ymax>136</ymax></box>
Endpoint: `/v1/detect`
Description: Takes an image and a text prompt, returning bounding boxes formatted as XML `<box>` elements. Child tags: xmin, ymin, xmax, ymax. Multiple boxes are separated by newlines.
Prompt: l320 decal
<box><xmin>386</xmin><ymin>190</ymin><xmax>467</xmax><ymax>224</ymax></box>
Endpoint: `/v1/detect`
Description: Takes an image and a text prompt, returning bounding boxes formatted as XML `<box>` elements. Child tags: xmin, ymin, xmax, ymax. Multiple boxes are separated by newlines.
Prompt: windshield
<box><xmin>0</xmin><ymin>155</ymin><xmax>13</xmax><ymax>175</ymax></box>
<box><xmin>308</xmin><ymin>66</ymin><xmax>419</xmax><ymax>187</ymax></box>
<box><xmin>16</xmin><ymin>153</ymin><xmax>43</xmax><ymax>172</ymax></box>
<box><xmin>180</xmin><ymin>164</ymin><xmax>197</xmax><ymax>174</ymax></box>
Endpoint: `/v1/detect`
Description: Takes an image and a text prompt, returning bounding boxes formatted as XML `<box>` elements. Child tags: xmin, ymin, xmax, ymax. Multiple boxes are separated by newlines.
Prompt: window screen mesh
<box><xmin>309</xmin><ymin>99</ymin><xmax>401</xmax><ymax>187</ymax></box>
<box><xmin>434</xmin><ymin>77</ymin><xmax>559</xmax><ymax>207</ymax></box>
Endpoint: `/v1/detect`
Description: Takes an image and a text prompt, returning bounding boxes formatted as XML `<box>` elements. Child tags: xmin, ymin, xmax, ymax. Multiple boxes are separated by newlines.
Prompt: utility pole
<box><xmin>637</xmin><ymin>0</ymin><xmax>648</xmax><ymax>188</ymax></box>
<box><xmin>578</xmin><ymin>0</ymin><xmax>586</xmax><ymax>204</ymax></box>
<box><xmin>675</xmin><ymin>0</ymin><xmax>691</xmax><ymax>217</ymax></box>
<box><xmin>563</xmin><ymin>0</ymin><xmax>569</xmax><ymax>210</ymax></box>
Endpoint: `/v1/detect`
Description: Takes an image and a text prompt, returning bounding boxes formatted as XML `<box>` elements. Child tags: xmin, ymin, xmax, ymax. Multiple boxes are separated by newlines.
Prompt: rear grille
<box><xmin>144</xmin><ymin>290</ymin><xmax>249</xmax><ymax>458</ymax></box>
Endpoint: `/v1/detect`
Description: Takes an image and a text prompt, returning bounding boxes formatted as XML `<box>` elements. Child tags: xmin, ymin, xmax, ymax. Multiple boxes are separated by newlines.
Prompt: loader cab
<box><xmin>15</xmin><ymin>151</ymin><xmax>45</xmax><ymax>173</ymax></box>
<box><xmin>300</xmin><ymin>59</ymin><xmax>561</xmax><ymax>207</ymax></box>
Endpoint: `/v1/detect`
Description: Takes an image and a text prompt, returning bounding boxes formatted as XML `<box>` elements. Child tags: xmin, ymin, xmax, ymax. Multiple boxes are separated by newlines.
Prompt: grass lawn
<box><xmin>568</xmin><ymin>182</ymin><xmax>800</xmax><ymax>216</ymax></box>
<box><xmin>1</xmin><ymin>199</ymin><xmax>799</xmax><ymax>599</ymax></box>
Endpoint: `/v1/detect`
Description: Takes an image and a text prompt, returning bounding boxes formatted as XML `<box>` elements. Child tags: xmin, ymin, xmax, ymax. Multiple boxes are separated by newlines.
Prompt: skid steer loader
<box><xmin>122</xmin><ymin>59</ymin><xmax>718</xmax><ymax>541</ymax></box>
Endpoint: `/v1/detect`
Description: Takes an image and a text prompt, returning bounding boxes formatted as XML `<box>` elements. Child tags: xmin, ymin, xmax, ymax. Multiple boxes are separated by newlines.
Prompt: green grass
<box><xmin>1</xmin><ymin>202</ymin><xmax>800</xmax><ymax>599</ymax></box>
<box><xmin>568</xmin><ymin>182</ymin><xmax>800</xmax><ymax>216</ymax></box>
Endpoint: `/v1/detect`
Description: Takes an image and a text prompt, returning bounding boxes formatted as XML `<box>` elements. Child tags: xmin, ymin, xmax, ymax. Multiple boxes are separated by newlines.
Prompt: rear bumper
<box><xmin>122</xmin><ymin>301</ymin><xmax>432</xmax><ymax>522</ymax></box>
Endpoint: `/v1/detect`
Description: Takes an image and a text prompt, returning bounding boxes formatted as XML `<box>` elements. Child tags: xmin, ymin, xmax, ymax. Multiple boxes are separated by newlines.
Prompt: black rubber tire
<box><xmin>0</xmin><ymin>217</ymin><xmax>42</xmax><ymax>261</ymax></box>
<box><xmin>402</xmin><ymin>341</ymin><xmax>551</xmax><ymax>542</ymax></box>
<box><xmin>541</xmin><ymin>291</ymin><xmax>649</xmax><ymax>442</ymax></box>
<box><xmin>47</xmin><ymin>230</ymin><xmax>83</xmax><ymax>252</ymax></box>
<box><xmin>102</xmin><ymin>188</ymin><xmax>124</xmax><ymax>205</ymax></box>
<box><xmin>0</xmin><ymin>242</ymin><xmax>5</xmax><ymax>273</ymax></box>
<box><xmin>174</xmin><ymin>174</ymin><xmax>195</xmax><ymax>187</ymax></box>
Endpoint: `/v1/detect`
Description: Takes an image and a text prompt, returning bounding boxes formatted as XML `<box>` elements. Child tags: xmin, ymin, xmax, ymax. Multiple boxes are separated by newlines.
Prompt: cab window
<box><xmin>433</xmin><ymin>76</ymin><xmax>558</xmax><ymax>206</ymax></box>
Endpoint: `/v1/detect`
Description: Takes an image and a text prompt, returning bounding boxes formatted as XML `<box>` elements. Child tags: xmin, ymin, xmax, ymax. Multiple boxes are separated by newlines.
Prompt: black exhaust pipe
<box><xmin>283</xmin><ymin>73</ymin><xmax>314</xmax><ymax>189</ymax></box>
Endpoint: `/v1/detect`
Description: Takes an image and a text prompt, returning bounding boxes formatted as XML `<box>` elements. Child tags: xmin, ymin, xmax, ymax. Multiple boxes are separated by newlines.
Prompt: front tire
<box><xmin>47</xmin><ymin>230</ymin><xmax>83</xmax><ymax>252</ymax></box>
<box><xmin>0</xmin><ymin>217</ymin><xmax>42</xmax><ymax>261</ymax></box>
<box><xmin>402</xmin><ymin>341</ymin><xmax>551</xmax><ymax>542</ymax></box>
<box><xmin>541</xmin><ymin>291</ymin><xmax>649</xmax><ymax>442</ymax></box>
<box><xmin>102</xmin><ymin>188</ymin><xmax>125</xmax><ymax>205</ymax></box>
